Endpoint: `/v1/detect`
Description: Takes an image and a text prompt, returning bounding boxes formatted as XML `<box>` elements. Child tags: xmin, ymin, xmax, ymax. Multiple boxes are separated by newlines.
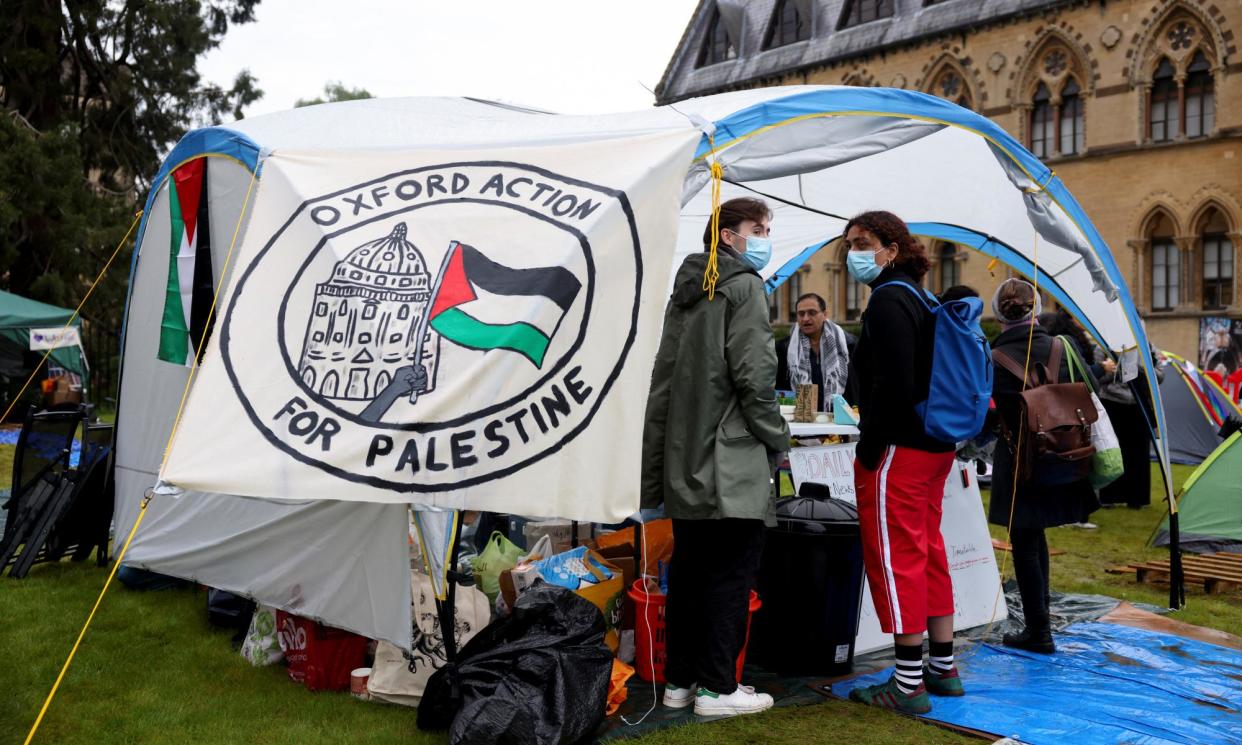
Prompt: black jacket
<box><xmin>775</xmin><ymin>328</ymin><xmax>859</xmax><ymax>405</ymax></box>
<box><xmin>851</xmin><ymin>267</ymin><xmax>954</xmax><ymax>470</ymax></box>
<box><xmin>987</xmin><ymin>325</ymin><xmax>1099</xmax><ymax>530</ymax></box>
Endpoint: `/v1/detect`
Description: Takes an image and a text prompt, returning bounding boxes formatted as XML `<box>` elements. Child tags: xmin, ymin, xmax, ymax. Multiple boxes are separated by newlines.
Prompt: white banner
<box><xmin>159</xmin><ymin>131</ymin><xmax>700</xmax><ymax>523</ymax></box>
<box><xmin>29</xmin><ymin>326</ymin><xmax>81</xmax><ymax>351</ymax></box>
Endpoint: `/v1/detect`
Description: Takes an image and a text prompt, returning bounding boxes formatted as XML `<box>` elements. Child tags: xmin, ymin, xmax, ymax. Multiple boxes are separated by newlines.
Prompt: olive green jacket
<box><xmin>641</xmin><ymin>251</ymin><xmax>790</xmax><ymax>523</ymax></box>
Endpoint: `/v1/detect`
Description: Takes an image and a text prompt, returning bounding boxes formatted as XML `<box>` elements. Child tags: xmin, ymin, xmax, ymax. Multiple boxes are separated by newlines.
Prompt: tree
<box><xmin>0</xmin><ymin>1</ymin><xmax>264</xmax><ymax>389</ymax></box>
<box><xmin>295</xmin><ymin>81</ymin><xmax>374</xmax><ymax>108</ymax></box>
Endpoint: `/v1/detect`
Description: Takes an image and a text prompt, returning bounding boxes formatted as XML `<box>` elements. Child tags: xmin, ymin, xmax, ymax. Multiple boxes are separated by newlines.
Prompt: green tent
<box><xmin>1153</xmin><ymin>432</ymin><xmax>1242</xmax><ymax>553</ymax></box>
<box><xmin>0</xmin><ymin>289</ymin><xmax>88</xmax><ymax>391</ymax></box>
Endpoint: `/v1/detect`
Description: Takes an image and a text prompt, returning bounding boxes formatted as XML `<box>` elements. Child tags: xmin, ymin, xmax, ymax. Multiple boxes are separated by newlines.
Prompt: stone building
<box><xmin>299</xmin><ymin>222</ymin><xmax>436</xmax><ymax>401</ymax></box>
<box><xmin>657</xmin><ymin>0</ymin><xmax>1241</xmax><ymax>360</ymax></box>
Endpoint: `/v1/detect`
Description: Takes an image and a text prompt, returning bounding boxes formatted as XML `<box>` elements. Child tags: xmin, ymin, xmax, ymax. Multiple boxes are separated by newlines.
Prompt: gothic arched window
<box><xmin>1185</xmin><ymin>51</ymin><xmax>1215</xmax><ymax>138</ymax></box>
<box><xmin>938</xmin><ymin>244</ymin><xmax>960</xmax><ymax>293</ymax></box>
<box><xmin>1030</xmin><ymin>83</ymin><xmax>1054</xmax><ymax>158</ymax></box>
<box><xmin>1200</xmin><ymin>208</ymin><xmax>1233</xmax><ymax>310</ymax></box>
<box><xmin>1059</xmin><ymin>78</ymin><xmax>1084</xmax><ymax>156</ymax></box>
<box><xmin>1150</xmin><ymin>57</ymin><xmax>1179</xmax><ymax>142</ymax></box>
<box><xmin>1148</xmin><ymin>212</ymin><xmax>1179</xmax><ymax>311</ymax></box>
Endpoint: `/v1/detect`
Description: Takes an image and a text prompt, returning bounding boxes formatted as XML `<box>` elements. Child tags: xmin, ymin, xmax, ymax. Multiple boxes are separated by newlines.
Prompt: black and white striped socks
<box><xmin>894</xmin><ymin>643</ymin><xmax>924</xmax><ymax>694</ymax></box>
<box><xmin>929</xmin><ymin>640</ymin><xmax>955</xmax><ymax>676</ymax></box>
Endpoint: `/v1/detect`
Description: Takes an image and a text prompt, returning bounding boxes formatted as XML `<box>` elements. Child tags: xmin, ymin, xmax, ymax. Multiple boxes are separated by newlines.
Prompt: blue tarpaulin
<box><xmin>831</xmin><ymin>622</ymin><xmax>1242</xmax><ymax>745</ymax></box>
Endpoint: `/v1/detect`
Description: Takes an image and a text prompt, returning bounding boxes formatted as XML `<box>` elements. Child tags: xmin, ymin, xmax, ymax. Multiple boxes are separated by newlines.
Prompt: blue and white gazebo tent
<box><xmin>113</xmin><ymin>87</ymin><xmax>1176</xmax><ymax>648</ymax></box>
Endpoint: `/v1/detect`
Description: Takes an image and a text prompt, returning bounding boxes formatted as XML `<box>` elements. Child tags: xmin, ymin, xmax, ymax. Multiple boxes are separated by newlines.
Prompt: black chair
<box><xmin>7</xmin><ymin>421</ymin><xmax>115</xmax><ymax>577</ymax></box>
<box><xmin>0</xmin><ymin>408</ymin><xmax>96</xmax><ymax>577</ymax></box>
<box><xmin>4</xmin><ymin>409</ymin><xmax>83</xmax><ymax>526</ymax></box>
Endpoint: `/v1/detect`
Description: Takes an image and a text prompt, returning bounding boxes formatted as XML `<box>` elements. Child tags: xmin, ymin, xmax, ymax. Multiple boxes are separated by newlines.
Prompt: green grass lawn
<box><xmin>1</xmin><ymin>462</ymin><xmax>1238</xmax><ymax>744</ymax></box>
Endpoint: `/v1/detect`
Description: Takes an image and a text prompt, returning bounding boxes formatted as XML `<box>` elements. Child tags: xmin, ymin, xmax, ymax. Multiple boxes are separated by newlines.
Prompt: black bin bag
<box><xmin>418</xmin><ymin>582</ymin><xmax>613</xmax><ymax>745</ymax></box>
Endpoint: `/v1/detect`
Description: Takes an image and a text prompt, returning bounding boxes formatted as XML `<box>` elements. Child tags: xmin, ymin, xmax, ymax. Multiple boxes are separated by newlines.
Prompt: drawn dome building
<box><xmin>299</xmin><ymin>222</ymin><xmax>437</xmax><ymax>401</ymax></box>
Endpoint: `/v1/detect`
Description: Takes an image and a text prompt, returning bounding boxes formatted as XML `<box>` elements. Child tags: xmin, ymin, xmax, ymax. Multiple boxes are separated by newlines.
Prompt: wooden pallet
<box><xmin>1128</xmin><ymin>553</ymin><xmax>1242</xmax><ymax>594</ymax></box>
<box><xmin>991</xmin><ymin>538</ymin><xmax>1066</xmax><ymax>556</ymax></box>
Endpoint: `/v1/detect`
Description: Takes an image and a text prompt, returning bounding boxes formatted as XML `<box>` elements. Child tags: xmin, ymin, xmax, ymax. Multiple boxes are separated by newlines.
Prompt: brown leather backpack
<box><xmin>994</xmin><ymin>338</ymin><xmax>1098</xmax><ymax>487</ymax></box>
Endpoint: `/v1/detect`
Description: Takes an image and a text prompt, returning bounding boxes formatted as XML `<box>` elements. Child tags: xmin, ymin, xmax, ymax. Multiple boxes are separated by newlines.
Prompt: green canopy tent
<box><xmin>1153</xmin><ymin>432</ymin><xmax>1242</xmax><ymax>554</ymax></box>
<box><xmin>0</xmin><ymin>289</ymin><xmax>88</xmax><ymax>400</ymax></box>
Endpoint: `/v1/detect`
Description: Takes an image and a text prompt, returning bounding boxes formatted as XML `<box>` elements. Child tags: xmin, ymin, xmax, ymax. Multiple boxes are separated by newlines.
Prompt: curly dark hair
<box><xmin>843</xmin><ymin>210</ymin><xmax>930</xmax><ymax>281</ymax></box>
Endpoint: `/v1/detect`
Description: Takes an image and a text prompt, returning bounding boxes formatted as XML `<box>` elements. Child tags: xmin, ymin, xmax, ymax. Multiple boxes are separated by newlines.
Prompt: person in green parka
<box><xmin>641</xmin><ymin>197</ymin><xmax>790</xmax><ymax>718</ymax></box>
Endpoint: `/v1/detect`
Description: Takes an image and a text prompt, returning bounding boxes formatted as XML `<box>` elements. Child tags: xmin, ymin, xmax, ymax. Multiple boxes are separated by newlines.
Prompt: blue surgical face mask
<box><xmin>846</xmin><ymin>249</ymin><xmax>884</xmax><ymax>284</ymax></box>
<box><xmin>728</xmin><ymin>230</ymin><xmax>772</xmax><ymax>271</ymax></box>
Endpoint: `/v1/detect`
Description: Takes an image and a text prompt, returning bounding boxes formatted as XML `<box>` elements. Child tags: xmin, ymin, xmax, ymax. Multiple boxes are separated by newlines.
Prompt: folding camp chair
<box><xmin>0</xmin><ymin>408</ymin><xmax>84</xmax><ymax>577</ymax></box>
<box><xmin>55</xmin><ymin>422</ymin><xmax>115</xmax><ymax>565</ymax></box>
<box><xmin>5</xmin><ymin>421</ymin><xmax>115</xmax><ymax>577</ymax></box>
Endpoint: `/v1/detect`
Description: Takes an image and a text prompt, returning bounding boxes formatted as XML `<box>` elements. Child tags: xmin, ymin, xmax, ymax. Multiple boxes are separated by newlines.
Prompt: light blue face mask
<box><xmin>729</xmin><ymin>231</ymin><xmax>772</xmax><ymax>271</ymax></box>
<box><xmin>846</xmin><ymin>249</ymin><xmax>884</xmax><ymax>284</ymax></box>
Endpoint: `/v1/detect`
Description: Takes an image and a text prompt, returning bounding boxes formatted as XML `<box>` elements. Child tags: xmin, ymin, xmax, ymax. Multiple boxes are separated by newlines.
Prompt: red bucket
<box><xmin>627</xmin><ymin>579</ymin><xmax>761</xmax><ymax>684</ymax></box>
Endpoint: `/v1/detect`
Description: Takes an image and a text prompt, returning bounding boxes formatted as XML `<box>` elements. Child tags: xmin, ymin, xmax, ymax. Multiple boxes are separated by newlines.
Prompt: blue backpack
<box><xmin>873</xmin><ymin>282</ymin><xmax>992</xmax><ymax>443</ymax></box>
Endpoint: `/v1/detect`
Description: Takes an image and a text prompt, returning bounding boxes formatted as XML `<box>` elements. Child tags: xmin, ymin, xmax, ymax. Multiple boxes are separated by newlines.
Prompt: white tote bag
<box><xmin>367</xmin><ymin>572</ymin><xmax>491</xmax><ymax>707</ymax></box>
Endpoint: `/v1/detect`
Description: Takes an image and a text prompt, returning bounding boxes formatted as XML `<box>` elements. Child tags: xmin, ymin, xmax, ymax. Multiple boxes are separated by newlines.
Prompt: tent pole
<box><xmin>435</xmin><ymin>512</ymin><xmax>465</xmax><ymax>702</ymax></box>
<box><xmin>1134</xmin><ymin>375</ymin><xmax>1184</xmax><ymax>609</ymax></box>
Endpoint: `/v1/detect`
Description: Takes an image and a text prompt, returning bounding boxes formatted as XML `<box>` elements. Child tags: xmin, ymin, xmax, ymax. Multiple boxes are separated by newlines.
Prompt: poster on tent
<box><xmin>1200</xmin><ymin>317</ymin><xmax>1242</xmax><ymax>376</ymax></box>
<box><xmin>157</xmin><ymin>132</ymin><xmax>701</xmax><ymax>523</ymax></box>
<box><xmin>791</xmin><ymin>445</ymin><xmax>1004</xmax><ymax>653</ymax></box>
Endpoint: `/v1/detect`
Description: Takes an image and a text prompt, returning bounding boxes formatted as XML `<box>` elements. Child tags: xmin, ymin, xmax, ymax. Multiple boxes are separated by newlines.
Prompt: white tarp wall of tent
<box><xmin>114</xmin><ymin>87</ymin><xmax>1169</xmax><ymax>649</ymax></box>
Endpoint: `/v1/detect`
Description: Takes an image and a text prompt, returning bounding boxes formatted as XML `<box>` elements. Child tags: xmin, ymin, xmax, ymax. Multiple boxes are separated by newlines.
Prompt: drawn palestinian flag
<box><xmin>158</xmin><ymin>158</ymin><xmax>215</xmax><ymax>366</ymax></box>
<box><xmin>428</xmin><ymin>241</ymin><xmax>581</xmax><ymax>368</ymax></box>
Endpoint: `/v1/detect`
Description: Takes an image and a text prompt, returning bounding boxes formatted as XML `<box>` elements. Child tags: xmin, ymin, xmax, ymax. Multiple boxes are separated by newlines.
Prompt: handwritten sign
<box><xmin>789</xmin><ymin>442</ymin><xmax>857</xmax><ymax>501</ymax></box>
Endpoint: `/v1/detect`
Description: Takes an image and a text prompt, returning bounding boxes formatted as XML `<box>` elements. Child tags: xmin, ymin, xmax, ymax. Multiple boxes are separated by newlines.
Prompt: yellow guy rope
<box><xmin>701</xmin><ymin>133</ymin><xmax>724</xmax><ymax>300</ymax></box>
<box><xmin>23</xmin><ymin>164</ymin><xmax>260</xmax><ymax>745</ymax></box>
<box><xmin>0</xmin><ymin>212</ymin><xmax>142</xmax><ymax>425</ymax></box>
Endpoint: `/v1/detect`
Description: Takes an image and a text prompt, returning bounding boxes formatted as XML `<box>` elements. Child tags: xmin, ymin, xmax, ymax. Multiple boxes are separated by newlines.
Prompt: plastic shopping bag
<box><xmin>1060</xmin><ymin>336</ymin><xmax>1124</xmax><ymax>491</ymax></box>
<box><xmin>529</xmin><ymin>545</ymin><xmax>613</xmax><ymax>591</ymax></box>
<box><xmin>472</xmin><ymin>530</ymin><xmax>524</xmax><ymax>602</ymax></box>
<box><xmin>240</xmin><ymin>604</ymin><xmax>283</xmax><ymax>666</ymax></box>
<box><xmin>1086</xmin><ymin>391</ymin><xmax>1123</xmax><ymax>489</ymax></box>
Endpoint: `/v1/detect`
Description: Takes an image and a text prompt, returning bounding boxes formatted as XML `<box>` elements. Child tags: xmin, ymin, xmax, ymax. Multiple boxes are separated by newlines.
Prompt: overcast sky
<box><xmin>200</xmin><ymin>0</ymin><xmax>702</xmax><ymax>119</ymax></box>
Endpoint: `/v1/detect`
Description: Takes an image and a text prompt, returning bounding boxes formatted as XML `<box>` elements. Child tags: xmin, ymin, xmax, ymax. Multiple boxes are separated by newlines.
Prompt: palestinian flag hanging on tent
<box><xmin>158</xmin><ymin>158</ymin><xmax>215</xmax><ymax>366</ymax></box>
<box><xmin>428</xmin><ymin>241</ymin><xmax>581</xmax><ymax>368</ymax></box>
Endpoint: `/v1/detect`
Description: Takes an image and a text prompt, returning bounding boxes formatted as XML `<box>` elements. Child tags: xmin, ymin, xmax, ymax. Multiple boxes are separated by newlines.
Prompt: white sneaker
<box><xmin>662</xmin><ymin>681</ymin><xmax>696</xmax><ymax>708</ymax></box>
<box><xmin>1072</xmin><ymin>522</ymin><xmax>1098</xmax><ymax>530</ymax></box>
<box><xmin>693</xmin><ymin>684</ymin><xmax>774</xmax><ymax>717</ymax></box>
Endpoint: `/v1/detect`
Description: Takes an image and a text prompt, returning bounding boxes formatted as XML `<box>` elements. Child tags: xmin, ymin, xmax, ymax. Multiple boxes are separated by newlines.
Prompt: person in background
<box><xmin>641</xmin><ymin>197</ymin><xmax>790</xmax><ymax>718</ymax></box>
<box><xmin>1037</xmin><ymin>309</ymin><xmax>1105</xmax><ymax>529</ymax></box>
<box><xmin>989</xmin><ymin>279</ymin><xmax>1099</xmax><ymax>654</ymax></box>
<box><xmin>938</xmin><ymin>285</ymin><xmax>980</xmax><ymax>304</ymax></box>
<box><xmin>776</xmin><ymin>292</ymin><xmax>856</xmax><ymax>406</ymax></box>
<box><xmin>844</xmin><ymin>211</ymin><xmax>960</xmax><ymax>714</ymax></box>
<box><xmin>1096</xmin><ymin>346</ymin><xmax>1162</xmax><ymax>509</ymax></box>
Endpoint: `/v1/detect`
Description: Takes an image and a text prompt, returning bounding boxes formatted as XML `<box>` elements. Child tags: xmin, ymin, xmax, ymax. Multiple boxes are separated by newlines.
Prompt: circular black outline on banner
<box><xmin>218</xmin><ymin>160</ymin><xmax>644</xmax><ymax>493</ymax></box>
<box><xmin>275</xmin><ymin>199</ymin><xmax>595</xmax><ymax>431</ymax></box>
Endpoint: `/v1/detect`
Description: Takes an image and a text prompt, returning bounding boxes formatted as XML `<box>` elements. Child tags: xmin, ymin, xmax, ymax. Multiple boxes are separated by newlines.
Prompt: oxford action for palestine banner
<box><xmin>159</xmin><ymin>131</ymin><xmax>699</xmax><ymax>522</ymax></box>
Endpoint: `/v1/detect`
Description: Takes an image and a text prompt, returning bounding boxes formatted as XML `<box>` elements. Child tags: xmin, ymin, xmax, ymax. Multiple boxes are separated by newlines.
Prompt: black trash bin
<box><xmin>751</xmin><ymin>485</ymin><xmax>866</xmax><ymax>676</ymax></box>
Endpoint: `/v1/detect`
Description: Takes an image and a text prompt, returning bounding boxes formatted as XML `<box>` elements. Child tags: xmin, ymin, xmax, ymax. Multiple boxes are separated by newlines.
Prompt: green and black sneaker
<box><xmin>848</xmin><ymin>675</ymin><xmax>932</xmax><ymax>714</ymax></box>
<box><xmin>923</xmin><ymin>665</ymin><xmax>966</xmax><ymax>697</ymax></box>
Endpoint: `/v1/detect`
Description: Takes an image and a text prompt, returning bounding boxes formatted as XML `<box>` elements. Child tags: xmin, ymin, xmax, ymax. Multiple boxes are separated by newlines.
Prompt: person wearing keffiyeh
<box><xmin>775</xmin><ymin>293</ymin><xmax>853</xmax><ymax>409</ymax></box>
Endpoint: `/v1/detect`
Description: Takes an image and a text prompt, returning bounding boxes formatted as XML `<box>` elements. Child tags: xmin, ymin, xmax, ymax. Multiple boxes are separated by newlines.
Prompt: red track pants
<box><xmin>855</xmin><ymin>445</ymin><xmax>956</xmax><ymax>635</ymax></box>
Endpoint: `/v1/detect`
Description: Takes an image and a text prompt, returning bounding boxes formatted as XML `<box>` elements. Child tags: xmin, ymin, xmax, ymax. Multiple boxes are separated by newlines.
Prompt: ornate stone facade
<box><xmin>659</xmin><ymin>0</ymin><xmax>1241</xmax><ymax>359</ymax></box>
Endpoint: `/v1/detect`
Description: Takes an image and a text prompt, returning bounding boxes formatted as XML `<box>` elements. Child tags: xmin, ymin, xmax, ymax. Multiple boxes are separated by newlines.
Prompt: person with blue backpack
<box><xmin>844</xmin><ymin>211</ymin><xmax>991</xmax><ymax>714</ymax></box>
